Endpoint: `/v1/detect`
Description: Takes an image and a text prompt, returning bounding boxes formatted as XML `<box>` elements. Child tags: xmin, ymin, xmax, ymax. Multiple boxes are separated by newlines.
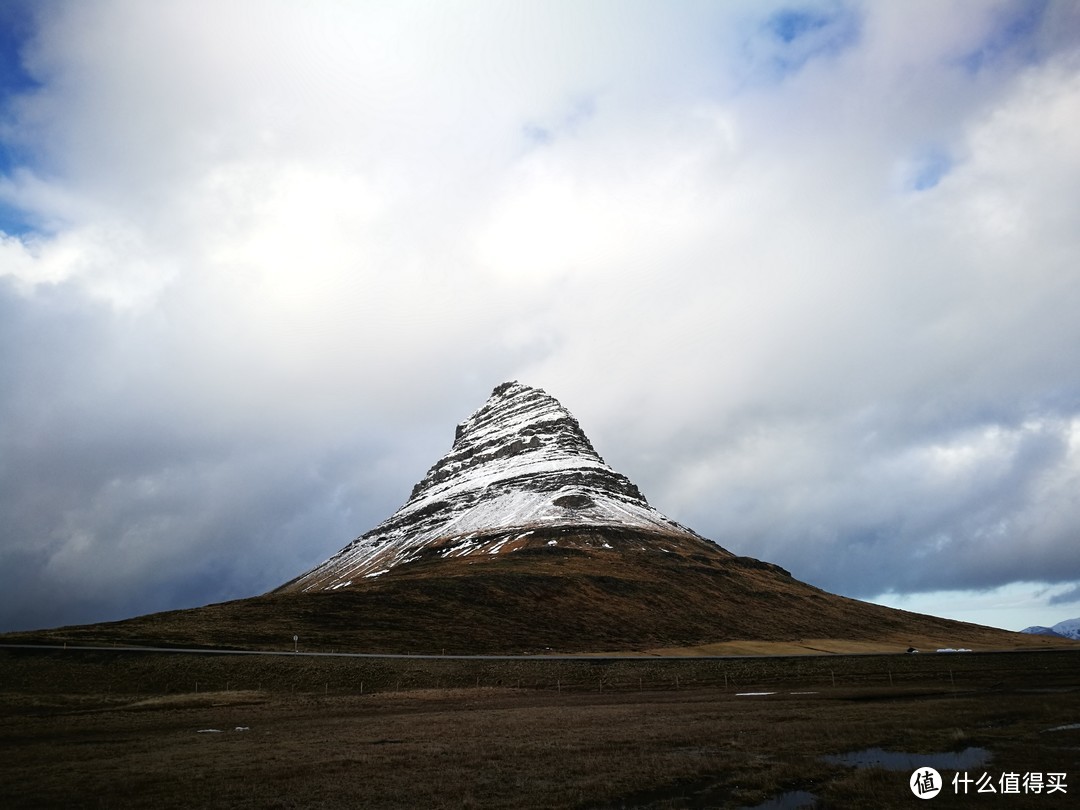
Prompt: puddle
<box><xmin>1044</xmin><ymin>723</ymin><xmax>1080</xmax><ymax>733</ymax></box>
<box><xmin>742</xmin><ymin>789</ymin><xmax>819</xmax><ymax>809</ymax></box>
<box><xmin>824</xmin><ymin>746</ymin><xmax>991</xmax><ymax>771</ymax></box>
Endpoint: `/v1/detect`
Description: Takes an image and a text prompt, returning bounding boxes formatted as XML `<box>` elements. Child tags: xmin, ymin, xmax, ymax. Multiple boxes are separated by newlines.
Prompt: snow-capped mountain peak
<box><xmin>1020</xmin><ymin>617</ymin><xmax>1080</xmax><ymax>639</ymax></box>
<box><xmin>278</xmin><ymin>381</ymin><xmax>718</xmax><ymax>593</ymax></box>
<box><xmin>1050</xmin><ymin>617</ymin><xmax>1080</xmax><ymax>639</ymax></box>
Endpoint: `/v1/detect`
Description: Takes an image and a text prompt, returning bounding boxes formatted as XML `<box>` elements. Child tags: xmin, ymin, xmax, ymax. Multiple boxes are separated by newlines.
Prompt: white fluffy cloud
<box><xmin>2</xmin><ymin>0</ymin><xmax>1080</xmax><ymax>631</ymax></box>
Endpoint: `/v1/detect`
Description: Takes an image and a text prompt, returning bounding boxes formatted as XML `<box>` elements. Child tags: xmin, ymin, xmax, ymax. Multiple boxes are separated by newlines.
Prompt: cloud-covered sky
<box><xmin>2</xmin><ymin>0</ymin><xmax>1079</xmax><ymax>633</ymax></box>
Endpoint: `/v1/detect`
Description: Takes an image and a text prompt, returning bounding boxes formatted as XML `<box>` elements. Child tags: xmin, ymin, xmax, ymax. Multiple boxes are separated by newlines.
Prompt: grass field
<box><xmin>3</xmin><ymin>647</ymin><xmax>1079</xmax><ymax>808</ymax></box>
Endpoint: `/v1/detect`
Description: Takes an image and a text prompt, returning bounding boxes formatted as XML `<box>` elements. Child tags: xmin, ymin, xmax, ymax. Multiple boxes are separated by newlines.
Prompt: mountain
<box><xmin>276</xmin><ymin>380</ymin><xmax>718</xmax><ymax>593</ymax></box>
<box><xmin>1021</xmin><ymin>626</ymin><xmax>1064</xmax><ymax>637</ymax></box>
<box><xmin>1023</xmin><ymin>618</ymin><xmax>1080</xmax><ymax>639</ymax></box>
<box><xmin>4</xmin><ymin>382</ymin><xmax>1062</xmax><ymax>654</ymax></box>
<box><xmin>1053</xmin><ymin>618</ymin><xmax>1080</xmax><ymax>639</ymax></box>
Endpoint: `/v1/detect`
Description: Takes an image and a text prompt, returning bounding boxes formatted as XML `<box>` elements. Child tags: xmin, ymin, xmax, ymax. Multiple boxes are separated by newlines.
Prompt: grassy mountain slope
<box><xmin>4</xmin><ymin>528</ymin><xmax>1062</xmax><ymax>655</ymax></box>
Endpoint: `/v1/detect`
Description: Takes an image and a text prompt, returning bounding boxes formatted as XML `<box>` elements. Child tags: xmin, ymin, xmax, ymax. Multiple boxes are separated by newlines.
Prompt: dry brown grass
<box><xmin>124</xmin><ymin>690</ymin><xmax>269</xmax><ymax>711</ymax></box>
<box><xmin>3</xmin><ymin>529</ymin><xmax>1057</xmax><ymax>657</ymax></box>
<box><xmin>638</xmin><ymin>634</ymin><xmax>1076</xmax><ymax>657</ymax></box>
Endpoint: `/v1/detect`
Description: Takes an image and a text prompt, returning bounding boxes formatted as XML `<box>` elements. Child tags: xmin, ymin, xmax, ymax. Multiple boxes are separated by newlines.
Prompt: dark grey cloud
<box><xmin>0</xmin><ymin>277</ymin><xmax>467</xmax><ymax>630</ymax></box>
<box><xmin>1048</xmin><ymin>585</ymin><xmax>1080</xmax><ymax>608</ymax></box>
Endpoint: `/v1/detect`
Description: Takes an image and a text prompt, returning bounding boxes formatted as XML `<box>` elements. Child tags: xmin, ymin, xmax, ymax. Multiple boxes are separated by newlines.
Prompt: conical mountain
<box><xmin>278</xmin><ymin>381</ymin><xmax>722</xmax><ymax>593</ymax></box>
<box><xmin>6</xmin><ymin>382</ymin><xmax>1056</xmax><ymax>654</ymax></box>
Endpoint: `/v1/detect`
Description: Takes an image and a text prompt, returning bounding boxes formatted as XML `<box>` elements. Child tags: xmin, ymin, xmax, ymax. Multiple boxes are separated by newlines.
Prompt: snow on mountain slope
<box><xmin>278</xmin><ymin>381</ymin><xmax>719</xmax><ymax>593</ymax></box>
<box><xmin>1020</xmin><ymin>617</ymin><xmax>1080</xmax><ymax>638</ymax></box>
<box><xmin>1051</xmin><ymin>617</ymin><xmax>1080</xmax><ymax>639</ymax></box>
<box><xmin>1020</xmin><ymin>625</ymin><xmax>1062</xmax><ymax>636</ymax></box>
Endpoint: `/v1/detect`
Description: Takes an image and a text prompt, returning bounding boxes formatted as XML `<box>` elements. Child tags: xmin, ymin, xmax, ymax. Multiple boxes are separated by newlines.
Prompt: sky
<box><xmin>1</xmin><ymin>0</ymin><xmax>1079</xmax><ymax>635</ymax></box>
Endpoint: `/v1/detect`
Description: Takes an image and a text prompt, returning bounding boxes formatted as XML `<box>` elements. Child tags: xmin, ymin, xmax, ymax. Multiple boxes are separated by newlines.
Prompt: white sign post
<box><xmin>293</xmin><ymin>634</ymin><xmax>298</xmax><ymax>653</ymax></box>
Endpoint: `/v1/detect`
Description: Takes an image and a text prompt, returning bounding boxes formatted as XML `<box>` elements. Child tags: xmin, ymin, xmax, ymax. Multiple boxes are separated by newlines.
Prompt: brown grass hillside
<box><xmin>4</xmin><ymin>527</ymin><xmax>1069</xmax><ymax>655</ymax></box>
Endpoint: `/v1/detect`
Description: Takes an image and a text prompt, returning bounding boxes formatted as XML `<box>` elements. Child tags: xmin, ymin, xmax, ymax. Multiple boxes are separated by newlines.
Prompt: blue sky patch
<box><xmin>768</xmin><ymin>8</ymin><xmax>837</xmax><ymax>44</ymax></box>
<box><xmin>744</xmin><ymin>4</ymin><xmax>861</xmax><ymax>81</ymax></box>
<box><xmin>0</xmin><ymin>1</ymin><xmax>40</xmax><ymax>99</ymax></box>
<box><xmin>0</xmin><ymin>1</ymin><xmax>41</xmax><ymax>237</ymax></box>
<box><xmin>910</xmin><ymin>148</ymin><xmax>954</xmax><ymax>192</ymax></box>
<box><xmin>0</xmin><ymin>200</ymin><xmax>37</xmax><ymax>238</ymax></box>
<box><xmin>958</xmin><ymin>0</ymin><xmax>1048</xmax><ymax>74</ymax></box>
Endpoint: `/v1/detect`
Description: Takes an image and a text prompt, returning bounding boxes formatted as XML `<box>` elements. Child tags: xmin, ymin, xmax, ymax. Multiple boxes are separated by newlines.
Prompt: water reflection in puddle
<box><xmin>742</xmin><ymin>789</ymin><xmax>819</xmax><ymax>809</ymax></box>
<box><xmin>824</xmin><ymin>746</ymin><xmax>991</xmax><ymax>771</ymax></box>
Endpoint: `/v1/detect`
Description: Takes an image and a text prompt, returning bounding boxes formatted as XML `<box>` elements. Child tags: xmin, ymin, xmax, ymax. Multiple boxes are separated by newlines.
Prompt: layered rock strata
<box><xmin>279</xmin><ymin>381</ymin><xmax>721</xmax><ymax>592</ymax></box>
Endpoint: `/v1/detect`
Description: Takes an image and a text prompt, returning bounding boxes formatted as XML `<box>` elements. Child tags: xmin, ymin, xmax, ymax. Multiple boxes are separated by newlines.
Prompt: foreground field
<box><xmin>2</xmin><ymin>648</ymin><xmax>1079</xmax><ymax>808</ymax></box>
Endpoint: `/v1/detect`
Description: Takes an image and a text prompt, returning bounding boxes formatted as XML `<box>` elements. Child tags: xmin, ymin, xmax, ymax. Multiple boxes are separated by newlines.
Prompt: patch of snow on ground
<box><xmin>736</xmin><ymin>692</ymin><xmax>776</xmax><ymax>696</ymax></box>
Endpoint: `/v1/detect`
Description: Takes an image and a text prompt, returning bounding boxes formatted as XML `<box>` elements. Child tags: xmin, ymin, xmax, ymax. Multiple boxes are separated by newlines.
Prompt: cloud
<box><xmin>1</xmin><ymin>1</ymin><xmax>1080</xmax><ymax>631</ymax></box>
<box><xmin>1048</xmin><ymin>584</ymin><xmax>1080</xmax><ymax>608</ymax></box>
<box><xmin>956</xmin><ymin>0</ymin><xmax>1050</xmax><ymax>74</ymax></box>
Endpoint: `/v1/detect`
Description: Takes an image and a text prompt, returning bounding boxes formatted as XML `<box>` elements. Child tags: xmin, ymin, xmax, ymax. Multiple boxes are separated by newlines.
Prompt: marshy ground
<box><xmin>2</xmin><ymin>647</ymin><xmax>1078</xmax><ymax>808</ymax></box>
